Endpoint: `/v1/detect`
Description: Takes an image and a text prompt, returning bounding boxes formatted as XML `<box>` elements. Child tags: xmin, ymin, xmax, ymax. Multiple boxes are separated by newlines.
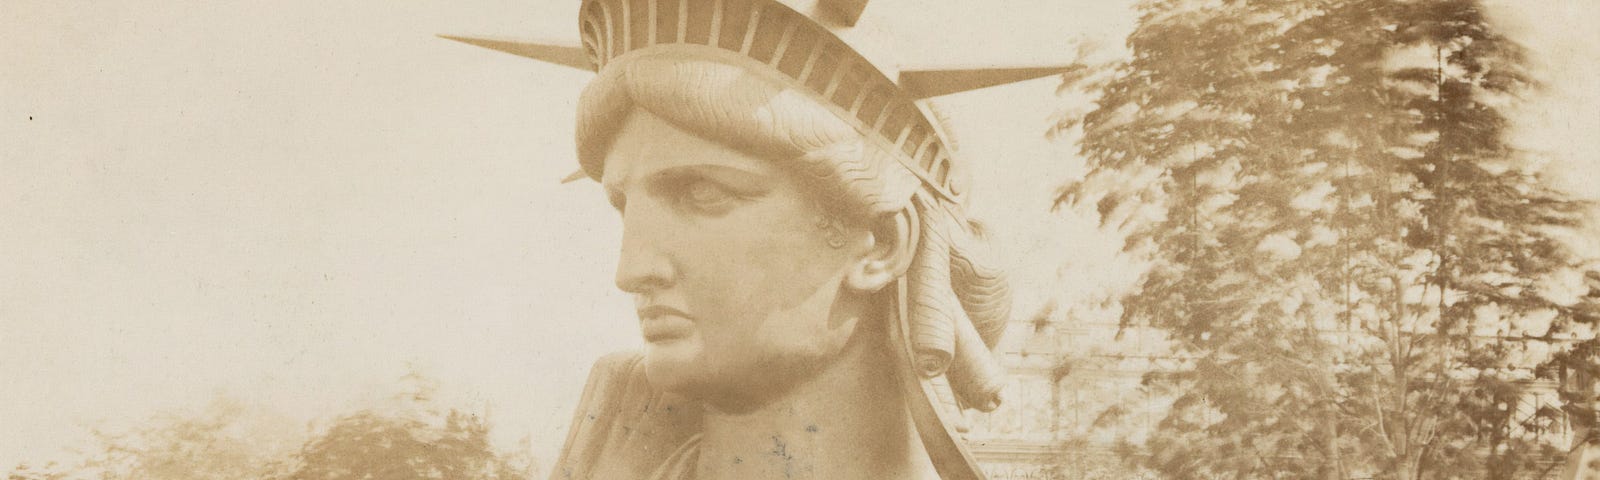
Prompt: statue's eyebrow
<box><xmin>603</xmin><ymin>163</ymin><xmax>775</xmax><ymax>212</ymax></box>
<box><xmin>647</xmin><ymin>164</ymin><xmax>774</xmax><ymax>196</ymax></box>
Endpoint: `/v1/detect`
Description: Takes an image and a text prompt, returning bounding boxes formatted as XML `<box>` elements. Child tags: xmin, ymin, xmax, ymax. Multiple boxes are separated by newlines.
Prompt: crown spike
<box><xmin>438</xmin><ymin>36</ymin><xmax>596</xmax><ymax>71</ymax></box>
<box><xmin>898</xmin><ymin>65</ymin><xmax>1074</xmax><ymax>99</ymax></box>
<box><xmin>560</xmin><ymin>169</ymin><xmax>589</xmax><ymax>184</ymax></box>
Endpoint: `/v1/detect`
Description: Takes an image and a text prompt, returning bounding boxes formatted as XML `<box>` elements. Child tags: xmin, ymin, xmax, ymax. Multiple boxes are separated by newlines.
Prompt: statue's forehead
<box><xmin>600</xmin><ymin>110</ymin><xmax>780</xmax><ymax>190</ymax></box>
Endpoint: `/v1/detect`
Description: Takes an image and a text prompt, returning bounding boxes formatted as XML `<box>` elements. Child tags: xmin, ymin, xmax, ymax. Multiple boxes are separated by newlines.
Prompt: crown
<box><xmin>442</xmin><ymin>0</ymin><xmax>1075</xmax><ymax>206</ymax></box>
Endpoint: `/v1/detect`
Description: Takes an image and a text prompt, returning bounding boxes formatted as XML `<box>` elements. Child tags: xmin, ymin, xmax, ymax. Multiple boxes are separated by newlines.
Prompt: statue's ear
<box><xmin>846</xmin><ymin>210</ymin><xmax>914</xmax><ymax>292</ymax></box>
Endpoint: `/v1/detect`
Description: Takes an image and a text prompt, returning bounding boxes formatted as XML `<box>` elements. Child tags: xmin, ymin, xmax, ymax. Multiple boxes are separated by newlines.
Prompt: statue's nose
<box><xmin>614</xmin><ymin>208</ymin><xmax>676</xmax><ymax>294</ymax></box>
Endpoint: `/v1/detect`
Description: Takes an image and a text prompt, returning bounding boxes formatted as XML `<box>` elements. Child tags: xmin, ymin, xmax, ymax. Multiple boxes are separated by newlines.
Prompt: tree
<box><xmin>4</xmin><ymin>397</ymin><xmax>301</xmax><ymax>480</ymax></box>
<box><xmin>77</xmin><ymin>396</ymin><xmax>301</xmax><ymax>480</ymax></box>
<box><xmin>281</xmin><ymin>371</ymin><xmax>534</xmax><ymax>480</ymax></box>
<box><xmin>1057</xmin><ymin>0</ymin><xmax>1600</xmax><ymax>478</ymax></box>
<box><xmin>5</xmin><ymin>372</ymin><xmax>536</xmax><ymax>480</ymax></box>
<box><xmin>282</xmin><ymin>409</ymin><xmax>530</xmax><ymax>480</ymax></box>
<box><xmin>5</xmin><ymin>463</ymin><xmax>70</xmax><ymax>480</ymax></box>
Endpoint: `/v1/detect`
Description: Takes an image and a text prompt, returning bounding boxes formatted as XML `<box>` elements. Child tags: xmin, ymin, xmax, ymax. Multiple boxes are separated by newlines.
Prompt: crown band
<box><xmin>579</xmin><ymin>0</ymin><xmax>968</xmax><ymax>203</ymax></box>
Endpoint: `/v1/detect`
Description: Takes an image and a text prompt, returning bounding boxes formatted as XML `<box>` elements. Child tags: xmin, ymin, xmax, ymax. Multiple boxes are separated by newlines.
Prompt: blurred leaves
<box><xmin>1057</xmin><ymin>0</ymin><xmax>1600</xmax><ymax>478</ymax></box>
<box><xmin>75</xmin><ymin>397</ymin><xmax>300</xmax><ymax>480</ymax></box>
<box><xmin>282</xmin><ymin>409</ymin><xmax>530</xmax><ymax>480</ymax></box>
<box><xmin>7</xmin><ymin>372</ymin><xmax>534</xmax><ymax>480</ymax></box>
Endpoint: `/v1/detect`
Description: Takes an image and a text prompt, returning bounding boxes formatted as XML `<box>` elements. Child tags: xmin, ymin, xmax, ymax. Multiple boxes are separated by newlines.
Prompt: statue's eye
<box><xmin>646</xmin><ymin>167</ymin><xmax>768</xmax><ymax>216</ymax></box>
<box><xmin>678</xmin><ymin>179</ymin><xmax>738</xmax><ymax>212</ymax></box>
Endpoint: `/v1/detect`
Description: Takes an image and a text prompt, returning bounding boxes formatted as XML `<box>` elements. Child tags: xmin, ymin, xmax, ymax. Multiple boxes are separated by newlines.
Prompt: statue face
<box><xmin>600</xmin><ymin>110</ymin><xmax>870</xmax><ymax>406</ymax></box>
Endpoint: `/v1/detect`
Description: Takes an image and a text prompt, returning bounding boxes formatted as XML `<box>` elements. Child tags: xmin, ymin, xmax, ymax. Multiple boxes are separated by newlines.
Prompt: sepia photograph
<box><xmin>4</xmin><ymin>0</ymin><xmax>1599</xmax><ymax>479</ymax></box>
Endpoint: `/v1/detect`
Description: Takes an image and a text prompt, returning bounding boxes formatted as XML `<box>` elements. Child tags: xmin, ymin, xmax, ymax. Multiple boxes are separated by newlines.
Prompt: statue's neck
<box><xmin>693</xmin><ymin>323</ymin><xmax>937</xmax><ymax>480</ymax></box>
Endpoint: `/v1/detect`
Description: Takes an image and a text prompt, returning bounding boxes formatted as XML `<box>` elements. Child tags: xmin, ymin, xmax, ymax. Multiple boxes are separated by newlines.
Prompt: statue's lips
<box><xmin>638</xmin><ymin>305</ymin><xmax>693</xmax><ymax>343</ymax></box>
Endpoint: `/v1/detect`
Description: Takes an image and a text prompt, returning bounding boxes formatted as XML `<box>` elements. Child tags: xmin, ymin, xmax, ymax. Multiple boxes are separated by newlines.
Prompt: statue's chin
<box><xmin>640</xmin><ymin>338</ymin><xmax>709</xmax><ymax>394</ymax></box>
<box><xmin>640</xmin><ymin>339</ymin><xmax>768</xmax><ymax>407</ymax></box>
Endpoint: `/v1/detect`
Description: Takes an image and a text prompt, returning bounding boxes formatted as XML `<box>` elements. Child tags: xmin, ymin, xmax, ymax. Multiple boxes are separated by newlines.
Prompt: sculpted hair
<box><xmin>575</xmin><ymin>53</ymin><xmax>921</xmax><ymax>221</ymax></box>
<box><xmin>575</xmin><ymin>52</ymin><xmax>1013</xmax><ymax>414</ymax></box>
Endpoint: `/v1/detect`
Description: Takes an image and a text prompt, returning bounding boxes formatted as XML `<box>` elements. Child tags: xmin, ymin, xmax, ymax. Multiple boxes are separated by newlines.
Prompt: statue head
<box><xmin>470</xmin><ymin>0</ymin><xmax>1019</xmax><ymax>476</ymax></box>
<box><xmin>571</xmin><ymin>0</ymin><xmax>1011</xmax><ymax>417</ymax></box>
<box><xmin>576</xmin><ymin>46</ymin><xmax>1009</xmax><ymax>410</ymax></box>
<box><xmin>580</xmin><ymin>53</ymin><xmax>920</xmax><ymax>408</ymax></box>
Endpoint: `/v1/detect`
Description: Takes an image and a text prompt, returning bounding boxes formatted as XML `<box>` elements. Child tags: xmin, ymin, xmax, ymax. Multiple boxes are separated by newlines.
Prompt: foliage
<box><xmin>6</xmin><ymin>374</ymin><xmax>534</xmax><ymax>480</ymax></box>
<box><xmin>78</xmin><ymin>397</ymin><xmax>299</xmax><ymax>480</ymax></box>
<box><xmin>1058</xmin><ymin>0</ymin><xmax>1600</xmax><ymax>478</ymax></box>
<box><xmin>279</xmin><ymin>372</ymin><xmax>534</xmax><ymax>480</ymax></box>
<box><xmin>281</xmin><ymin>409</ymin><xmax>531</xmax><ymax>480</ymax></box>
<box><xmin>5</xmin><ymin>463</ymin><xmax>70</xmax><ymax>480</ymax></box>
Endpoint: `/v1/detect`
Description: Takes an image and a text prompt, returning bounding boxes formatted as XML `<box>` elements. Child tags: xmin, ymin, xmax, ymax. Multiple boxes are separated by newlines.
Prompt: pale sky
<box><xmin>1</xmin><ymin>0</ymin><xmax>1594</xmax><ymax>472</ymax></box>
